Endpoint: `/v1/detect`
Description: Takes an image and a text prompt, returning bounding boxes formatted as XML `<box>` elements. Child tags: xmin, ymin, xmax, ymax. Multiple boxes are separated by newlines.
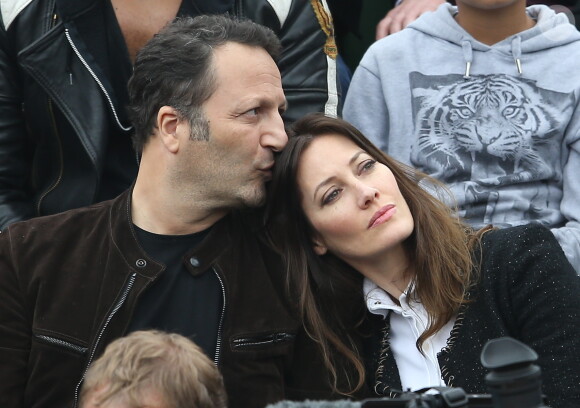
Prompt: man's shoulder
<box><xmin>2</xmin><ymin>198</ymin><xmax>117</xmax><ymax>244</ymax></box>
<box><xmin>219</xmin><ymin>210</ymin><xmax>283</xmax><ymax>265</ymax></box>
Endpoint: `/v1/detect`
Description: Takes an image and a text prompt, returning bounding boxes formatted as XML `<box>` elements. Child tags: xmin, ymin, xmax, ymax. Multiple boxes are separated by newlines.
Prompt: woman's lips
<box><xmin>368</xmin><ymin>204</ymin><xmax>397</xmax><ymax>229</ymax></box>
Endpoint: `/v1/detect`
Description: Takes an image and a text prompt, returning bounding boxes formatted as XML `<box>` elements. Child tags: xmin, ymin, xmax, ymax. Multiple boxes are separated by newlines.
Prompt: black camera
<box><xmin>361</xmin><ymin>387</ymin><xmax>493</xmax><ymax>408</ymax></box>
<box><xmin>267</xmin><ymin>337</ymin><xmax>548</xmax><ymax>408</ymax></box>
<box><xmin>360</xmin><ymin>337</ymin><xmax>547</xmax><ymax>408</ymax></box>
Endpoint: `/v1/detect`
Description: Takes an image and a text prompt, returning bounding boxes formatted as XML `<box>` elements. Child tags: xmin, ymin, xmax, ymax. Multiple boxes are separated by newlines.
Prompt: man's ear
<box><xmin>157</xmin><ymin>106</ymin><xmax>181</xmax><ymax>153</ymax></box>
<box><xmin>312</xmin><ymin>236</ymin><xmax>327</xmax><ymax>256</ymax></box>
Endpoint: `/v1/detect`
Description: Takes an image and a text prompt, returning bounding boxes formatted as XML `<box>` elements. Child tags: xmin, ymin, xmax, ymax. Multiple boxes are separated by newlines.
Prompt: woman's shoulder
<box><xmin>478</xmin><ymin>223</ymin><xmax>577</xmax><ymax>283</ymax></box>
<box><xmin>481</xmin><ymin>223</ymin><xmax>558</xmax><ymax>253</ymax></box>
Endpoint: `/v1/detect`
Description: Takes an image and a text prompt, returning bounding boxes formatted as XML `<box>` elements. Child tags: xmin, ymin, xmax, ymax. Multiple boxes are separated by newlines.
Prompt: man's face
<box><xmin>178</xmin><ymin>42</ymin><xmax>287</xmax><ymax>209</ymax></box>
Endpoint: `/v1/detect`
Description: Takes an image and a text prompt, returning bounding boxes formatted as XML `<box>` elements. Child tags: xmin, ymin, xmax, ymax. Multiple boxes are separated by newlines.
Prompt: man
<box><xmin>80</xmin><ymin>330</ymin><xmax>227</xmax><ymax>408</ymax></box>
<box><xmin>0</xmin><ymin>0</ymin><xmax>338</xmax><ymax>230</ymax></box>
<box><xmin>344</xmin><ymin>0</ymin><xmax>580</xmax><ymax>271</ymax></box>
<box><xmin>0</xmin><ymin>15</ymin><xmax>338</xmax><ymax>408</ymax></box>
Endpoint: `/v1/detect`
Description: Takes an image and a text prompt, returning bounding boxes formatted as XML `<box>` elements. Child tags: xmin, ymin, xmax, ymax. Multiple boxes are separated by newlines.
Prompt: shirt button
<box><xmin>189</xmin><ymin>257</ymin><xmax>200</xmax><ymax>267</ymax></box>
<box><xmin>135</xmin><ymin>259</ymin><xmax>147</xmax><ymax>268</ymax></box>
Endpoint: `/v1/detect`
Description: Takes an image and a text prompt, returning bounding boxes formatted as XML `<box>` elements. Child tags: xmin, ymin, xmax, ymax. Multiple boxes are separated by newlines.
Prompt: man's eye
<box><xmin>322</xmin><ymin>189</ymin><xmax>341</xmax><ymax>206</ymax></box>
<box><xmin>244</xmin><ymin>108</ymin><xmax>259</xmax><ymax>116</ymax></box>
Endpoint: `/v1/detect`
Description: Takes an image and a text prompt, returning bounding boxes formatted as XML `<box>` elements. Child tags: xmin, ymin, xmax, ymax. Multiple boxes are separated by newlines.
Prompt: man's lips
<box><xmin>368</xmin><ymin>204</ymin><xmax>397</xmax><ymax>229</ymax></box>
<box><xmin>258</xmin><ymin>163</ymin><xmax>274</xmax><ymax>180</ymax></box>
<box><xmin>259</xmin><ymin>162</ymin><xmax>274</xmax><ymax>172</ymax></box>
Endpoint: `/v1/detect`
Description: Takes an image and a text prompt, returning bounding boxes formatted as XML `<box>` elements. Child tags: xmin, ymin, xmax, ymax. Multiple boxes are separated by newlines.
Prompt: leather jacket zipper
<box><xmin>34</xmin><ymin>334</ymin><xmax>88</xmax><ymax>355</ymax></box>
<box><xmin>64</xmin><ymin>29</ymin><xmax>131</xmax><ymax>132</ymax></box>
<box><xmin>213</xmin><ymin>268</ymin><xmax>226</xmax><ymax>366</ymax></box>
<box><xmin>35</xmin><ymin>99</ymin><xmax>64</xmax><ymax>215</ymax></box>
<box><xmin>34</xmin><ymin>9</ymin><xmax>63</xmax><ymax>214</ymax></box>
<box><xmin>72</xmin><ymin>273</ymin><xmax>137</xmax><ymax>408</ymax></box>
<box><xmin>232</xmin><ymin>332</ymin><xmax>296</xmax><ymax>349</ymax></box>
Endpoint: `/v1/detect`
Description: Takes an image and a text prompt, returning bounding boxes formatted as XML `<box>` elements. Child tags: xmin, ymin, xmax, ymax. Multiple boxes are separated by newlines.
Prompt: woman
<box><xmin>266</xmin><ymin>113</ymin><xmax>580</xmax><ymax>407</ymax></box>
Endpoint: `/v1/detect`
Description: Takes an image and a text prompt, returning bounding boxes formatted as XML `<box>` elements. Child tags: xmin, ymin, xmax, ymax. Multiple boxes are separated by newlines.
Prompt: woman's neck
<box><xmin>353</xmin><ymin>245</ymin><xmax>414</xmax><ymax>301</ymax></box>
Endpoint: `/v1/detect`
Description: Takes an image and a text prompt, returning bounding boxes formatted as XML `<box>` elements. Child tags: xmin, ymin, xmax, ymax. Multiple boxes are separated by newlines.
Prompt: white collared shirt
<box><xmin>364</xmin><ymin>278</ymin><xmax>456</xmax><ymax>392</ymax></box>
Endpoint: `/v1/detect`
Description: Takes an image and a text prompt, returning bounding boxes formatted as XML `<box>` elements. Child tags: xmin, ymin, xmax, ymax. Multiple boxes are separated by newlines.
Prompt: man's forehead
<box><xmin>208</xmin><ymin>42</ymin><xmax>284</xmax><ymax>104</ymax></box>
<box><xmin>212</xmin><ymin>42</ymin><xmax>280</xmax><ymax>78</ymax></box>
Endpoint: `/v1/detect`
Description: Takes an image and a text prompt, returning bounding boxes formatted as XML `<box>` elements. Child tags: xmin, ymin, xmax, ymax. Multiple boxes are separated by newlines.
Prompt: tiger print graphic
<box><xmin>409</xmin><ymin>72</ymin><xmax>575</xmax><ymax>226</ymax></box>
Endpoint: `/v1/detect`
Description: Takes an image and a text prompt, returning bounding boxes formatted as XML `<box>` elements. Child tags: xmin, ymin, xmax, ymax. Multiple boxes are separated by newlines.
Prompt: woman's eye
<box><xmin>322</xmin><ymin>189</ymin><xmax>341</xmax><ymax>206</ymax></box>
<box><xmin>360</xmin><ymin>159</ymin><xmax>376</xmax><ymax>174</ymax></box>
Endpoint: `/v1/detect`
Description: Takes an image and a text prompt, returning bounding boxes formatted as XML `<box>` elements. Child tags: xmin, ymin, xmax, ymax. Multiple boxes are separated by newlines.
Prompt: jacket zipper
<box><xmin>35</xmin><ymin>334</ymin><xmax>88</xmax><ymax>354</ymax></box>
<box><xmin>232</xmin><ymin>332</ymin><xmax>295</xmax><ymax>349</ymax></box>
<box><xmin>213</xmin><ymin>268</ymin><xmax>226</xmax><ymax>366</ymax></box>
<box><xmin>72</xmin><ymin>272</ymin><xmax>137</xmax><ymax>408</ymax></box>
<box><xmin>33</xmin><ymin>11</ymin><xmax>63</xmax><ymax>214</ymax></box>
<box><xmin>63</xmin><ymin>29</ymin><xmax>131</xmax><ymax>132</ymax></box>
<box><xmin>35</xmin><ymin>99</ymin><xmax>65</xmax><ymax>215</ymax></box>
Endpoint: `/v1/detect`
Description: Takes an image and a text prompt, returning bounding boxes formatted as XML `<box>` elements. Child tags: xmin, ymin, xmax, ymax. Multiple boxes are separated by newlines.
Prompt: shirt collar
<box><xmin>363</xmin><ymin>277</ymin><xmax>413</xmax><ymax>317</ymax></box>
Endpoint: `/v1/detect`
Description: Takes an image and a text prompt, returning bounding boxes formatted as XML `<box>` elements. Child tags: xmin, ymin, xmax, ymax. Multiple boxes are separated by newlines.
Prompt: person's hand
<box><xmin>375</xmin><ymin>0</ymin><xmax>446</xmax><ymax>40</ymax></box>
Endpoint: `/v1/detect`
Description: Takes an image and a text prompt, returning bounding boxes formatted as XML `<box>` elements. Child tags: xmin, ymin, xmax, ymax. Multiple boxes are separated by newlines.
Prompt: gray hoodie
<box><xmin>344</xmin><ymin>4</ymin><xmax>580</xmax><ymax>272</ymax></box>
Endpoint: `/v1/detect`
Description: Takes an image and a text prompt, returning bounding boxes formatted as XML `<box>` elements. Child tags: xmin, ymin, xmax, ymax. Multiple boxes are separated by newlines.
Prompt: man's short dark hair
<box><xmin>127</xmin><ymin>14</ymin><xmax>282</xmax><ymax>152</ymax></box>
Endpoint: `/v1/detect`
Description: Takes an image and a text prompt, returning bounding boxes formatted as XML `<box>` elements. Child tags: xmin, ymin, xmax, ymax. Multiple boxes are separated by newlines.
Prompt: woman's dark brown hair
<box><xmin>266</xmin><ymin>113</ymin><xmax>486</xmax><ymax>394</ymax></box>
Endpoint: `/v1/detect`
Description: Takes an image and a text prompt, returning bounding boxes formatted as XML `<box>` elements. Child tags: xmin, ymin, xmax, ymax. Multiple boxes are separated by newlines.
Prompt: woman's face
<box><xmin>297</xmin><ymin>133</ymin><xmax>414</xmax><ymax>266</ymax></box>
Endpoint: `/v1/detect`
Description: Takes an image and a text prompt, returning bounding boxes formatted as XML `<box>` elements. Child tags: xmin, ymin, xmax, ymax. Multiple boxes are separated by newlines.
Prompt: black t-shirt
<box><xmin>128</xmin><ymin>225</ymin><xmax>222</xmax><ymax>359</ymax></box>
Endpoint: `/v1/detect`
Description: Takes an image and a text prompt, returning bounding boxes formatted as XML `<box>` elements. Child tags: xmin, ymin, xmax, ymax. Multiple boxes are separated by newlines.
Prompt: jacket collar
<box><xmin>110</xmin><ymin>187</ymin><xmax>236</xmax><ymax>278</ymax></box>
<box><xmin>55</xmin><ymin>0</ymin><xmax>97</xmax><ymax>22</ymax></box>
<box><xmin>185</xmin><ymin>215</ymin><xmax>233</xmax><ymax>276</ymax></box>
<box><xmin>109</xmin><ymin>189</ymin><xmax>164</xmax><ymax>280</ymax></box>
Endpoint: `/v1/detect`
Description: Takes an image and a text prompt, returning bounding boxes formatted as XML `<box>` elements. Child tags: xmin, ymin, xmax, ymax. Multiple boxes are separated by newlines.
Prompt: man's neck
<box><xmin>455</xmin><ymin>1</ymin><xmax>536</xmax><ymax>45</ymax></box>
<box><xmin>131</xmin><ymin>177</ymin><xmax>228</xmax><ymax>236</ymax></box>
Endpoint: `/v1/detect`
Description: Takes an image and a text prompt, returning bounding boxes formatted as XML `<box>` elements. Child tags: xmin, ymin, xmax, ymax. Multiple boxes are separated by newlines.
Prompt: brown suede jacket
<box><xmin>0</xmin><ymin>190</ymin><xmax>340</xmax><ymax>408</ymax></box>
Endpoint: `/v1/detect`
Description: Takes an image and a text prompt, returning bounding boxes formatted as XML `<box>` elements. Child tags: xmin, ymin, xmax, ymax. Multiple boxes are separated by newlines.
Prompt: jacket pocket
<box><xmin>232</xmin><ymin>331</ymin><xmax>296</xmax><ymax>350</ymax></box>
<box><xmin>34</xmin><ymin>333</ymin><xmax>88</xmax><ymax>355</ymax></box>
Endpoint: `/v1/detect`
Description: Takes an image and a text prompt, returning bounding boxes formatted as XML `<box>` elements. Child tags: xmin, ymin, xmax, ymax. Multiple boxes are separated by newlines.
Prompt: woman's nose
<box><xmin>357</xmin><ymin>183</ymin><xmax>379</xmax><ymax>208</ymax></box>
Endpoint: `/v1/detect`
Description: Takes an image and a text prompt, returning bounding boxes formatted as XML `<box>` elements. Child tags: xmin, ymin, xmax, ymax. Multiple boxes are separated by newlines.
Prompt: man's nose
<box><xmin>261</xmin><ymin>112</ymin><xmax>288</xmax><ymax>152</ymax></box>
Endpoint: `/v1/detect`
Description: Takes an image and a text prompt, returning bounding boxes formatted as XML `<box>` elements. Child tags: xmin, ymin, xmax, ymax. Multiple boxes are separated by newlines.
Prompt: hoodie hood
<box><xmin>408</xmin><ymin>4</ymin><xmax>580</xmax><ymax>77</ymax></box>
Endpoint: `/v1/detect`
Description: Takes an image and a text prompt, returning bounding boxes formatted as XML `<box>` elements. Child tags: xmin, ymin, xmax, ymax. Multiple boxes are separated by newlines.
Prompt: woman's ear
<box><xmin>312</xmin><ymin>237</ymin><xmax>328</xmax><ymax>256</ymax></box>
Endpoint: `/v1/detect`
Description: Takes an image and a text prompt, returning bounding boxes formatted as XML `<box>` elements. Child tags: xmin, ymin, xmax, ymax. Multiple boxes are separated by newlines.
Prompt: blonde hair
<box><xmin>80</xmin><ymin>330</ymin><xmax>227</xmax><ymax>408</ymax></box>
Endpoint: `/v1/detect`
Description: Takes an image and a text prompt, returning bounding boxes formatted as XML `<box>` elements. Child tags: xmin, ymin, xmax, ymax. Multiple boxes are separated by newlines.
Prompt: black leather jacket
<box><xmin>0</xmin><ymin>0</ymin><xmax>340</xmax><ymax>229</ymax></box>
<box><xmin>0</xmin><ymin>190</ymin><xmax>348</xmax><ymax>408</ymax></box>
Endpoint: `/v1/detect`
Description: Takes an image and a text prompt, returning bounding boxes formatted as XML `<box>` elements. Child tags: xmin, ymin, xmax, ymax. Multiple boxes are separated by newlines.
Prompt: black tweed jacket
<box><xmin>365</xmin><ymin>223</ymin><xmax>580</xmax><ymax>408</ymax></box>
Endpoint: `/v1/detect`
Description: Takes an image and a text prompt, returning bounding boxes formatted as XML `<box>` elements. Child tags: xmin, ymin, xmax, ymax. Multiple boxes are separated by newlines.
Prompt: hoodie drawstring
<box><xmin>461</xmin><ymin>40</ymin><xmax>473</xmax><ymax>79</ymax></box>
<box><xmin>511</xmin><ymin>36</ymin><xmax>523</xmax><ymax>75</ymax></box>
<box><xmin>462</xmin><ymin>37</ymin><xmax>523</xmax><ymax>78</ymax></box>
